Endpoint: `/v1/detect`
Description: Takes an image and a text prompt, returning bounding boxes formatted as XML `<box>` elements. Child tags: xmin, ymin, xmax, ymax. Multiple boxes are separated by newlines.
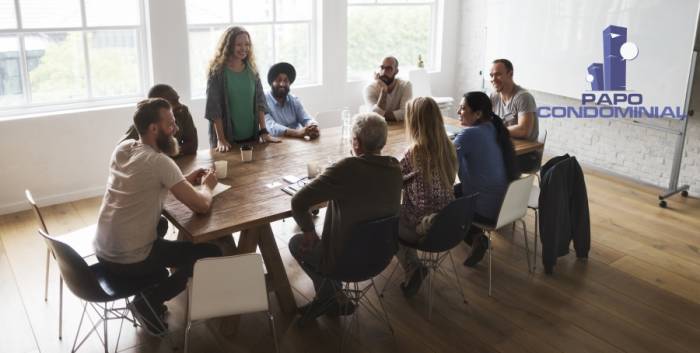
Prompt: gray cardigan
<box><xmin>204</xmin><ymin>66</ymin><xmax>269</xmax><ymax>147</ymax></box>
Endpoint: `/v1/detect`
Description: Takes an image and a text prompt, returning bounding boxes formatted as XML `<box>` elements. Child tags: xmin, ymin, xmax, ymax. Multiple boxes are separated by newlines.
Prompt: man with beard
<box><xmin>264</xmin><ymin>62</ymin><xmax>319</xmax><ymax>139</ymax></box>
<box><xmin>94</xmin><ymin>98</ymin><xmax>221</xmax><ymax>336</ymax></box>
<box><xmin>364</xmin><ymin>56</ymin><xmax>412</xmax><ymax>122</ymax></box>
<box><xmin>123</xmin><ymin>84</ymin><xmax>198</xmax><ymax>155</ymax></box>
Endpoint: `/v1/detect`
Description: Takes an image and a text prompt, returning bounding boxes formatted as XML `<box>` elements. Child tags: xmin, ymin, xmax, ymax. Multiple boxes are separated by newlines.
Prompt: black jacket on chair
<box><xmin>538</xmin><ymin>154</ymin><xmax>591</xmax><ymax>274</ymax></box>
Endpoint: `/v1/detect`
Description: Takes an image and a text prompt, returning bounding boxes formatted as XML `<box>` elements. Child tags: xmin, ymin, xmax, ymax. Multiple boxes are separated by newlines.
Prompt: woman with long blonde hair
<box><xmin>395</xmin><ymin>96</ymin><xmax>458</xmax><ymax>297</ymax></box>
<box><xmin>204</xmin><ymin>26</ymin><xmax>280</xmax><ymax>152</ymax></box>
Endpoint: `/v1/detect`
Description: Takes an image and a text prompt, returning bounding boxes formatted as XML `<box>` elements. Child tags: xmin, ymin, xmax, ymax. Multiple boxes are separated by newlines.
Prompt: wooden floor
<box><xmin>1</xmin><ymin>168</ymin><xmax>700</xmax><ymax>353</ymax></box>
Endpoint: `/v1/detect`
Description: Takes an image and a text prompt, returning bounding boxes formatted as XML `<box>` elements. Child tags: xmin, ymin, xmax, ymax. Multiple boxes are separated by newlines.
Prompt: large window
<box><xmin>0</xmin><ymin>0</ymin><xmax>148</xmax><ymax>116</ymax></box>
<box><xmin>347</xmin><ymin>0</ymin><xmax>439</xmax><ymax>81</ymax></box>
<box><xmin>186</xmin><ymin>0</ymin><xmax>319</xmax><ymax>98</ymax></box>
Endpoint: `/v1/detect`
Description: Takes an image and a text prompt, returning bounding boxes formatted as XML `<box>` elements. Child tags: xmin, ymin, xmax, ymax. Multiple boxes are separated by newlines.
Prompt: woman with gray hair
<box><xmin>289</xmin><ymin>112</ymin><xmax>402</xmax><ymax>321</ymax></box>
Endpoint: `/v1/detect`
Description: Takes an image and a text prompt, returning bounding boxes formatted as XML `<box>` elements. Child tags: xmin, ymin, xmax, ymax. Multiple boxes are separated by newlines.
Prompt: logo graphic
<box><xmin>537</xmin><ymin>25</ymin><xmax>684</xmax><ymax>119</ymax></box>
<box><xmin>586</xmin><ymin>25</ymin><xmax>638</xmax><ymax>91</ymax></box>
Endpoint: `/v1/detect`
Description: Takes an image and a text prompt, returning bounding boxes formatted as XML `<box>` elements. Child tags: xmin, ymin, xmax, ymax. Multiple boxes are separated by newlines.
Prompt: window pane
<box><xmin>188</xmin><ymin>27</ymin><xmax>225</xmax><ymax>97</ymax></box>
<box><xmin>26</xmin><ymin>32</ymin><xmax>87</xmax><ymax>103</ymax></box>
<box><xmin>87</xmin><ymin>30</ymin><xmax>141</xmax><ymax>97</ymax></box>
<box><xmin>347</xmin><ymin>5</ymin><xmax>431</xmax><ymax>80</ymax></box>
<box><xmin>0</xmin><ymin>36</ymin><xmax>23</xmax><ymax>106</ymax></box>
<box><xmin>276</xmin><ymin>0</ymin><xmax>312</xmax><ymax>21</ymax></box>
<box><xmin>247</xmin><ymin>25</ymin><xmax>273</xmax><ymax>79</ymax></box>
<box><xmin>379</xmin><ymin>0</ymin><xmax>435</xmax><ymax>3</ymax></box>
<box><xmin>0</xmin><ymin>0</ymin><xmax>17</xmax><ymax>29</ymax></box>
<box><xmin>20</xmin><ymin>0</ymin><xmax>82</xmax><ymax>29</ymax></box>
<box><xmin>275</xmin><ymin>23</ymin><xmax>310</xmax><ymax>84</ymax></box>
<box><xmin>85</xmin><ymin>0</ymin><xmax>140</xmax><ymax>27</ymax></box>
<box><xmin>233</xmin><ymin>0</ymin><xmax>272</xmax><ymax>23</ymax></box>
<box><xmin>186</xmin><ymin>0</ymin><xmax>230</xmax><ymax>25</ymax></box>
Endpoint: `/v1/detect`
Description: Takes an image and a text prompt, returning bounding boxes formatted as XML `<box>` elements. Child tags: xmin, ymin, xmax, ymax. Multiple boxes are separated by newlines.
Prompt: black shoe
<box><xmin>401</xmin><ymin>265</ymin><xmax>428</xmax><ymax>298</ymax></box>
<box><xmin>128</xmin><ymin>298</ymin><xmax>168</xmax><ymax>337</ymax></box>
<box><xmin>297</xmin><ymin>299</ymin><xmax>330</xmax><ymax>326</ymax></box>
<box><xmin>463</xmin><ymin>235</ymin><xmax>489</xmax><ymax>267</ymax></box>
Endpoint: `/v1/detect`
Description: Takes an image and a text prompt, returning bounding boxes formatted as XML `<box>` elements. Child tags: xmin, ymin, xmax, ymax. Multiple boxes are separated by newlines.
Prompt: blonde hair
<box><xmin>207</xmin><ymin>26</ymin><xmax>258</xmax><ymax>77</ymax></box>
<box><xmin>405</xmin><ymin>97</ymin><xmax>458</xmax><ymax>189</ymax></box>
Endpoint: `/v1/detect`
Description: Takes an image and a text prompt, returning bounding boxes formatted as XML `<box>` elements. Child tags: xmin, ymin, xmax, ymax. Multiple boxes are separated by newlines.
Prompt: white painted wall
<box><xmin>0</xmin><ymin>0</ymin><xmax>460</xmax><ymax>214</ymax></box>
<box><xmin>455</xmin><ymin>0</ymin><xmax>700</xmax><ymax>198</ymax></box>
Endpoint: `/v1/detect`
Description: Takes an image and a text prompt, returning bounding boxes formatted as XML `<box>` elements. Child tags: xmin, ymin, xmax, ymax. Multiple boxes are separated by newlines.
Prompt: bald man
<box><xmin>364</xmin><ymin>56</ymin><xmax>413</xmax><ymax>122</ymax></box>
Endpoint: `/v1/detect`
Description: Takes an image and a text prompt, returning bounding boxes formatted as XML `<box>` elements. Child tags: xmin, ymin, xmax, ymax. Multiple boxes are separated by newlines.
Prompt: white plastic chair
<box><xmin>526</xmin><ymin>129</ymin><xmax>548</xmax><ymax>271</ymax></box>
<box><xmin>26</xmin><ymin>189</ymin><xmax>96</xmax><ymax>340</ymax></box>
<box><xmin>472</xmin><ymin>175</ymin><xmax>535</xmax><ymax>296</ymax></box>
<box><xmin>185</xmin><ymin>254</ymin><xmax>279</xmax><ymax>353</ymax></box>
<box><xmin>314</xmin><ymin>110</ymin><xmax>342</xmax><ymax>129</ymax></box>
<box><xmin>409</xmin><ymin>69</ymin><xmax>454</xmax><ymax>108</ymax></box>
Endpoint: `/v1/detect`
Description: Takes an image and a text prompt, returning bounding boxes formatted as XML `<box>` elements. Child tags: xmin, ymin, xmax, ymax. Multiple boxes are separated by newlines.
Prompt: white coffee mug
<box><xmin>214</xmin><ymin>160</ymin><xmax>228</xmax><ymax>179</ymax></box>
<box><xmin>241</xmin><ymin>146</ymin><xmax>253</xmax><ymax>162</ymax></box>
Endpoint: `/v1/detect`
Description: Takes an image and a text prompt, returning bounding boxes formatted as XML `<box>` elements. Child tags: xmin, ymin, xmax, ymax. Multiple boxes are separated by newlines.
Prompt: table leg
<box><xmin>239</xmin><ymin>224</ymin><xmax>297</xmax><ymax>314</ymax></box>
<box><xmin>237</xmin><ymin>229</ymin><xmax>260</xmax><ymax>253</ymax></box>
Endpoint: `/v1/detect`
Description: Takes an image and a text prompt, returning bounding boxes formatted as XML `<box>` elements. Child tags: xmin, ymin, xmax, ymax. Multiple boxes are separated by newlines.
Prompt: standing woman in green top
<box><xmin>205</xmin><ymin>26</ymin><xmax>281</xmax><ymax>152</ymax></box>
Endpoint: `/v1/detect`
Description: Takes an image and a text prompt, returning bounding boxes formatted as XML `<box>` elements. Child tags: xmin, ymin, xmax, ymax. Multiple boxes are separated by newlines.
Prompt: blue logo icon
<box><xmin>587</xmin><ymin>25</ymin><xmax>639</xmax><ymax>91</ymax></box>
<box><xmin>537</xmin><ymin>25</ymin><xmax>683</xmax><ymax>120</ymax></box>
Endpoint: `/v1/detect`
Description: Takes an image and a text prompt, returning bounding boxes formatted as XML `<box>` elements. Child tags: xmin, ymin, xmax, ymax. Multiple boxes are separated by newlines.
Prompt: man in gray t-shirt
<box><xmin>489</xmin><ymin>59</ymin><xmax>540</xmax><ymax>172</ymax></box>
<box><xmin>489</xmin><ymin>59</ymin><xmax>538</xmax><ymax>141</ymax></box>
<box><xmin>95</xmin><ymin>98</ymin><xmax>221</xmax><ymax>335</ymax></box>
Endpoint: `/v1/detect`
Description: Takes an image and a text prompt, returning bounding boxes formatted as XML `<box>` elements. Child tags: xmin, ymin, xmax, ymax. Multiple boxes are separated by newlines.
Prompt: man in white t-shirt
<box><xmin>364</xmin><ymin>56</ymin><xmax>413</xmax><ymax>122</ymax></box>
<box><xmin>489</xmin><ymin>58</ymin><xmax>541</xmax><ymax>172</ymax></box>
<box><xmin>94</xmin><ymin>98</ymin><xmax>221</xmax><ymax>336</ymax></box>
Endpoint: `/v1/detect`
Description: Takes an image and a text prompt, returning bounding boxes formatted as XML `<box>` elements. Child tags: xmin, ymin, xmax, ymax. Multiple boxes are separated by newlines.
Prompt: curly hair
<box><xmin>207</xmin><ymin>26</ymin><xmax>258</xmax><ymax>77</ymax></box>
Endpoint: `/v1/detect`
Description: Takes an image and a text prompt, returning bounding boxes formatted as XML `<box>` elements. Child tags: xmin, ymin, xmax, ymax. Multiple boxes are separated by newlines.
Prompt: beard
<box><xmin>380</xmin><ymin>75</ymin><xmax>394</xmax><ymax>85</ymax></box>
<box><xmin>272</xmin><ymin>86</ymin><xmax>289</xmax><ymax>99</ymax></box>
<box><xmin>157</xmin><ymin>131</ymin><xmax>180</xmax><ymax>157</ymax></box>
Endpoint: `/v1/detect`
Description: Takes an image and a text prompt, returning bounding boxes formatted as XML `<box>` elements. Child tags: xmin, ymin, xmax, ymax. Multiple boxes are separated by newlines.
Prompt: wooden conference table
<box><xmin>162</xmin><ymin>120</ymin><xmax>543</xmax><ymax>314</ymax></box>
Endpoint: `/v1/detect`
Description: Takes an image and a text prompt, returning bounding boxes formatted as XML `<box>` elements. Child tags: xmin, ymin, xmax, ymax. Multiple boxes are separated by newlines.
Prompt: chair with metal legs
<box><xmin>299</xmin><ymin>215</ymin><xmax>399</xmax><ymax>352</ymax></box>
<box><xmin>38</xmin><ymin>229</ymin><xmax>170</xmax><ymax>353</ymax></box>
<box><xmin>380</xmin><ymin>194</ymin><xmax>477</xmax><ymax>320</ymax></box>
<box><xmin>185</xmin><ymin>253</ymin><xmax>279</xmax><ymax>353</ymax></box>
<box><xmin>26</xmin><ymin>189</ymin><xmax>96</xmax><ymax>340</ymax></box>
<box><xmin>528</xmin><ymin>183</ymin><xmax>541</xmax><ymax>272</ymax></box>
<box><xmin>473</xmin><ymin>175</ymin><xmax>535</xmax><ymax>296</ymax></box>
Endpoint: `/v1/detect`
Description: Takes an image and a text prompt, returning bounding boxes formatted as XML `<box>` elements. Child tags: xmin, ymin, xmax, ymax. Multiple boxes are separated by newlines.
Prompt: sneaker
<box><xmin>128</xmin><ymin>298</ymin><xmax>168</xmax><ymax>337</ymax></box>
<box><xmin>463</xmin><ymin>235</ymin><xmax>489</xmax><ymax>267</ymax></box>
<box><xmin>297</xmin><ymin>299</ymin><xmax>330</xmax><ymax>326</ymax></box>
<box><xmin>400</xmin><ymin>265</ymin><xmax>428</xmax><ymax>298</ymax></box>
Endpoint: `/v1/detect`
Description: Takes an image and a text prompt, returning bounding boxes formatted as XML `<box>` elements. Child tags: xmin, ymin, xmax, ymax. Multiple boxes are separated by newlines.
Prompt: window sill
<box><xmin>346</xmin><ymin>68</ymin><xmax>441</xmax><ymax>84</ymax></box>
<box><xmin>190</xmin><ymin>82</ymin><xmax>325</xmax><ymax>101</ymax></box>
<box><xmin>0</xmin><ymin>98</ymin><xmax>142</xmax><ymax>122</ymax></box>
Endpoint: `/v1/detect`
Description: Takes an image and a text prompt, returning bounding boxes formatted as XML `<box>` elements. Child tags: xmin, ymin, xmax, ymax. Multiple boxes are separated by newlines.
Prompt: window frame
<box><xmin>345</xmin><ymin>0</ymin><xmax>441</xmax><ymax>83</ymax></box>
<box><xmin>0</xmin><ymin>0</ymin><xmax>150</xmax><ymax>119</ymax></box>
<box><xmin>185</xmin><ymin>0</ymin><xmax>321</xmax><ymax>99</ymax></box>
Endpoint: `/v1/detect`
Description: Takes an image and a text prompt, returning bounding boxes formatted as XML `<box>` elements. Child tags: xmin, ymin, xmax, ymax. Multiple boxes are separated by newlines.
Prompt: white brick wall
<box><xmin>453</xmin><ymin>0</ymin><xmax>700</xmax><ymax>198</ymax></box>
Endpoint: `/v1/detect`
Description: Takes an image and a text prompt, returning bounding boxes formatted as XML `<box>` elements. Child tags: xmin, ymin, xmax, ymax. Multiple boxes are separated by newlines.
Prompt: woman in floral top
<box><xmin>395</xmin><ymin>97</ymin><xmax>458</xmax><ymax>297</ymax></box>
